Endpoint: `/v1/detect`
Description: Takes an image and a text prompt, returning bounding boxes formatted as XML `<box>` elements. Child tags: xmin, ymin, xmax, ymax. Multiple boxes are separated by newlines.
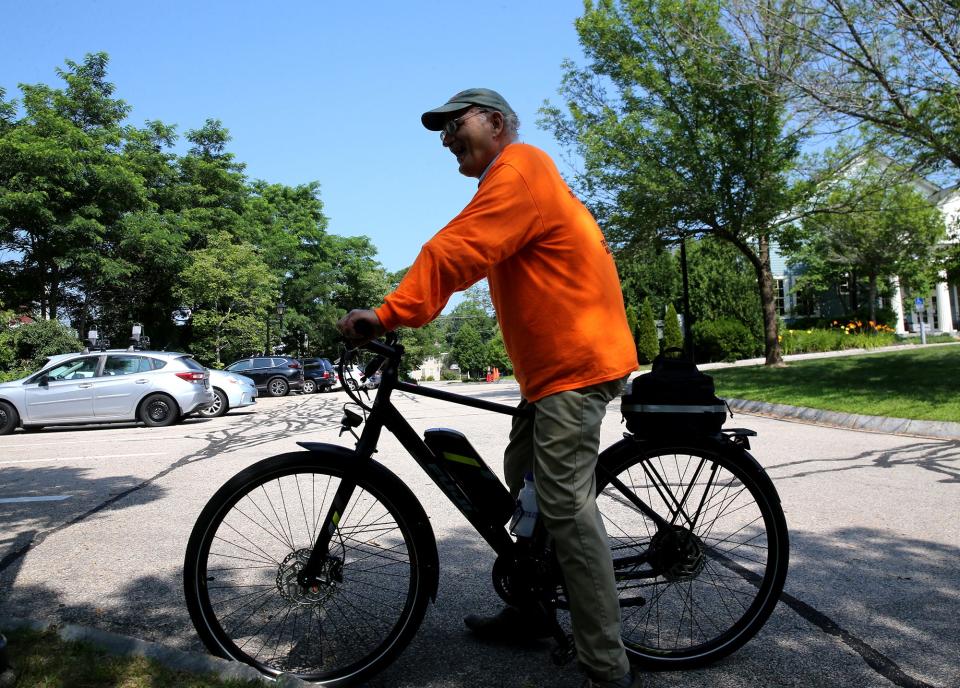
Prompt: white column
<box><xmin>952</xmin><ymin>283</ymin><xmax>960</xmax><ymax>329</ymax></box>
<box><xmin>936</xmin><ymin>271</ymin><xmax>955</xmax><ymax>333</ymax></box>
<box><xmin>891</xmin><ymin>276</ymin><xmax>908</xmax><ymax>334</ymax></box>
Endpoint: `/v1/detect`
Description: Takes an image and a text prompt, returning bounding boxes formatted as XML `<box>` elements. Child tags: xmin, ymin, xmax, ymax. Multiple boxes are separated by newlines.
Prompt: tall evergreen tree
<box><xmin>636</xmin><ymin>299</ymin><xmax>660</xmax><ymax>364</ymax></box>
<box><xmin>663</xmin><ymin>303</ymin><xmax>684</xmax><ymax>354</ymax></box>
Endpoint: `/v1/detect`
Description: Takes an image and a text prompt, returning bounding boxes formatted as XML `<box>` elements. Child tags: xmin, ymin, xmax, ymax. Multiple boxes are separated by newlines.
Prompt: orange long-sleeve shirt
<box><xmin>375</xmin><ymin>143</ymin><xmax>638</xmax><ymax>402</ymax></box>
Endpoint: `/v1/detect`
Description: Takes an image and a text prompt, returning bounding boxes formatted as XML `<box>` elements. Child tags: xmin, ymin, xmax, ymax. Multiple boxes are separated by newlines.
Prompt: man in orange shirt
<box><xmin>338</xmin><ymin>88</ymin><xmax>639</xmax><ymax>688</ymax></box>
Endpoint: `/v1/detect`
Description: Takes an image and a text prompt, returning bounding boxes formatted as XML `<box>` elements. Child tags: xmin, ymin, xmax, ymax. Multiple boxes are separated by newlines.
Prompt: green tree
<box><xmin>0</xmin><ymin>53</ymin><xmax>148</xmax><ymax>321</ymax></box>
<box><xmin>451</xmin><ymin>321</ymin><xmax>486</xmax><ymax>379</ymax></box>
<box><xmin>685</xmin><ymin>236</ymin><xmax>763</xmax><ymax>345</ymax></box>
<box><xmin>541</xmin><ymin>0</ymin><xmax>812</xmax><ymax>365</ymax></box>
<box><xmin>174</xmin><ymin>233</ymin><xmax>279</xmax><ymax>366</ymax></box>
<box><xmin>624</xmin><ymin>304</ymin><xmax>638</xmax><ymax>342</ymax></box>
<box><xmin>764</xmin><ymin>0</ymin><xmax>960</xmax><ymax>179</ymax></box>
<box><xmin>663</xmin><ymin>303</ymin><xmax>684</xmax><ymax>353</ymax></box>
<box><xmin>396</xmin><ymin>321</ymin><xmax>445</xmax><ymax>378</ymax></box>
<box><xmin>616</xmin><ymin>246</ymin><xmax>680</xmax><ymax>319</ymax></box>
<box><xmin>636</xmin><ymin>299</ymin><xmax>660</xmax><ymax>364</ymax></box>
<box><xmin>484</xmin><ymin>327</ymin><xmax>512</xmax><ymax>374</ymax></box>
<box><xmin>2</xmin><ymin>319</ymin><xmax>82</xmax><ymax>378</ymax></box>
<box><xmin>443</xmin><ymin>292</ymin><xmax>496</xmax><ymax>349</ymax></box>
<box><xmin>788</xmin><ymin>167</ymin><xmax>946</xmax><ymax>323</ymax></box>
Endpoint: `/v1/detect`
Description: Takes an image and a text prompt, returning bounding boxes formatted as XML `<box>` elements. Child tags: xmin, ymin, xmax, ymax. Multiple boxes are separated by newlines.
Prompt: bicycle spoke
<box><xmin>597</xmin><ymin>442</ymin><xmax>785</xmax><ymax>662</ymax></box>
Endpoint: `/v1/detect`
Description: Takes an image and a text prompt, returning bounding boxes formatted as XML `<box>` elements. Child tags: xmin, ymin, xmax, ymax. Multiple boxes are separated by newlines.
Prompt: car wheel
<box><xmin>0</xmin><ymin>401</ymin><xmax>19</xmax><ymax>435</ymax></box>
<box><xmin>302</xmin><ymin>379</ymin><xmax>316</xmax><ymax>394</ymax></box>
<box><xmin>347</xmin><ymin>379</ymin><xmax>359</xmax><ymax>391</ymax></box>
<box><xmin>139</xmin><ymin>393</ymin><xmax>180</xmax><ymax>427</ymax></box>
<box><xmin>199</xmin><ymin>388</ymin><xmax>228</xmax><ymax>418</ymax></box>
<box><xmin>267</xmin><ymin>377</ymin><xmax>289</xmax><ymax>397</ymax></box>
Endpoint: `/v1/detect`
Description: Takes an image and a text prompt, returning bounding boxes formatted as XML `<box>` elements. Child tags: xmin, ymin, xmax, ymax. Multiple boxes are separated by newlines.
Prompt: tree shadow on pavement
<box><xmin>769</xmin><ymin>439</ymin><xmax>960</xmax><ymax>483</ymax></box>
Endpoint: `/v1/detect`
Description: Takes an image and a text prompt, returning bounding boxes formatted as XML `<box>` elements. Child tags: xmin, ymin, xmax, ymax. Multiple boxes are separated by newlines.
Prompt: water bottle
<box><xmin>509</xmin><ymin>472</ymin><xmax>539</xmax><ymax>538</ymax></box>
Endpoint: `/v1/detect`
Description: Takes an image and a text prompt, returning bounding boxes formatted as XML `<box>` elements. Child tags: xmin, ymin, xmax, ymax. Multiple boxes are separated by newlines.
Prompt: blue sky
<box><xmin>2</xmin><ymin>1</ymin><xmax>588</xmax><ymax>274</ymax></box>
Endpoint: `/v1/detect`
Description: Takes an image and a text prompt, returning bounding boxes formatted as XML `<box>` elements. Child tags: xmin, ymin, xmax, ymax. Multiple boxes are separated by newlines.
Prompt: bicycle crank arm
<box><xmin>619</xmin><ymin>595</ymin><xmax>646</xmax><ymax>608</ymax></box>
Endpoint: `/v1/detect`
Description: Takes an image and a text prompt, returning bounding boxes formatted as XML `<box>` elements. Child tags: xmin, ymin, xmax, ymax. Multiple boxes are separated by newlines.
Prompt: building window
<box><xmin>776</xmin><ymin>279</ymin><xmax>786</xmax><ymax>316</ymax></box>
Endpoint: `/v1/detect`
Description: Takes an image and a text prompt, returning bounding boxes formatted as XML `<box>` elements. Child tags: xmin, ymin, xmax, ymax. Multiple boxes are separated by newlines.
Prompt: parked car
<box><xmin>329</xmin><ymin>363</ymin><xmax>376</xmax><ymax>392</ymax></box>
<box><xmin>300</xmin><ymin>357</ymin><xmax>336</xmax><ymax>394</ymax></box>
<box><xmin>223</xmin><ymin>356</ymin><xmax>304</xmax><ymax>397</ymax></box>
<box><xmin>198</xmin><ymin>369</ymin><xmax>258</xmax><ymax>418</ymax></box>
<box><xmin>0</xmin><ymin>350</ymin><xmax>214</xmax><ymax>435</ymax></box>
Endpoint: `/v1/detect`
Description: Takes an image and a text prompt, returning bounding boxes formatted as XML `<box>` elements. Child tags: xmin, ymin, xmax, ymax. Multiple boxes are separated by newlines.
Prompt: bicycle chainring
<box><xmin>492</xmin><ymin>549</ymin><xmax>559</xmax><ymax>608</ymax></box>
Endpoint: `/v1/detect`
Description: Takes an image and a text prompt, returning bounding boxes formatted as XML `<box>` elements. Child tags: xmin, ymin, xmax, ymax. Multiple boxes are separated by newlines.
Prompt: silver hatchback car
<box><xmin>0</xmin><ymin>350</ymin><xmax>215</xmax><ymax>435</ymax></box>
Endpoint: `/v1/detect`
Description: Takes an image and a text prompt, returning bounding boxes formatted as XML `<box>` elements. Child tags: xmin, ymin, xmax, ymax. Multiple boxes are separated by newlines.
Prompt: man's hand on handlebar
<box><xmin>337</xmin><ymin>309</ymin><xmax>385</xmax><ymax>345</ymax></box>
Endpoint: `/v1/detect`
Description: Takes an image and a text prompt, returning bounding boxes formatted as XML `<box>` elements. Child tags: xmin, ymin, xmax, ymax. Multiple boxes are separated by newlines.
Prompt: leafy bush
<box><xmin>1</xmin><ymin>319</ymin><xmax>83</xmax><ymax>377</ymax></box>
<box><xmin>636</xmin><ymin>300</ymin><xmax>660</xmax><ymax>364</ymax></box>
<box><xmin>693</xmin><ymin>318</ymin><xmax>762</xmax><ymax>362</ymax></box>
<box><xmin>663</xmin><ymin>303</ymin><xmax>684</xmax><ymax>352</ymax></box>
<box><xmin>779</xmin><ymin>320</ymin><xmax>900</xmax><ymax>354</ymax></box>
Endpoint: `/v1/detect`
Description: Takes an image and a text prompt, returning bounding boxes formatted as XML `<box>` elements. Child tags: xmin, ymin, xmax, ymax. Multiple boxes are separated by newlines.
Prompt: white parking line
<box><xmin>0</xmin><ymin>452</ymin><xmax>167</xmax><ymax>465</ymax></box>
<box><xmin>0</xmin><ymin>495</ymin><xmax>71</xmax><ymax>504</ymax></box>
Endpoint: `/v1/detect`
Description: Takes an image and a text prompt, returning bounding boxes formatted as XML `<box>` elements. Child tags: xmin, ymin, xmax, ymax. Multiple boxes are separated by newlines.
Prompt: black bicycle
<box><xmin>183</xmin><ymin>333</ymin><xmax>789</xmax><ymax>686</ymax></box>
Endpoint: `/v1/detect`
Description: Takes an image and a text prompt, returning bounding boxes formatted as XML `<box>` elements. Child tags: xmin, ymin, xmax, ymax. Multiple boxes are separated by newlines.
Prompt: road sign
<box><xmin>914</xmin><ymin>297</ymin><xmax>924</xmax><ymax>309</ymax></box>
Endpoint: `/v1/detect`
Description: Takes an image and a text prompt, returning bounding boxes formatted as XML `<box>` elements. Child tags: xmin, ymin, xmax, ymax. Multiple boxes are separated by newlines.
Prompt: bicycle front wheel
<box><xmin>596</xmin><ymin>438</ymin><xmax>789</xmax><ymax>669</ymax></box>
<box><xmin>183</xmin><ymin>451</ymin><xmax>436</xmax><ymax>686</ymax></box>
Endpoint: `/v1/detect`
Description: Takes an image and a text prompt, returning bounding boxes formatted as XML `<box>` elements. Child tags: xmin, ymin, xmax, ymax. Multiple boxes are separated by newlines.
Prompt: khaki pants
<box><xmin>504</xmin><ymin>376</ymin><xmax>630</xmax><ymax>681</ymax></box>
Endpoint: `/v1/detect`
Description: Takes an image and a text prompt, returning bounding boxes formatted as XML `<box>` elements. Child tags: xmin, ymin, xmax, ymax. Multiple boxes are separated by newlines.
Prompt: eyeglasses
<box><xmin>440</xmin><ymin>109</ymin><xmax>489</xmax><ymax>141</ymax></box>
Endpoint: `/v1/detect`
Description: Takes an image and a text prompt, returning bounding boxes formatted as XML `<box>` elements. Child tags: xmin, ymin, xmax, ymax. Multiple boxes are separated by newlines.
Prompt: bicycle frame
<box><xmin>297</xmin><ymin>343</ymin><xmax>531</xmax><ymax>585</ymax></box>
<box><xmin>295</xmin><ymin>337</ymin><xmax>748</xmax><ymax>592</ymax></box>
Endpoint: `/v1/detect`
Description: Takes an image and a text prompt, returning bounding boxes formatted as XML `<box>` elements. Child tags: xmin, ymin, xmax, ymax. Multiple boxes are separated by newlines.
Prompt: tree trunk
<box><xmin>48</xmin><ymin>265</ymin><xmax>60</xmax><ymax>321</ymax></box>
<box><xmin>868</xmin><ymin>274</ymin><xmax>878</xmax><ymax>325</ymax></box>
<box><xmin>755</xmin><ymin>234</ymin><xmax>784</xmax><ymax>366</ymax></box>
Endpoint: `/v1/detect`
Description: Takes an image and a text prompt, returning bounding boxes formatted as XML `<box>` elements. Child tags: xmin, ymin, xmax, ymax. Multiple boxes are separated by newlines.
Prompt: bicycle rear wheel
<box><xmin>596</xmin><ymin>438</ymin><xmax>788</xmax><ymax>669</ymax></box>
<box><xmin>183</xmin><ymin>451</ymin><xmax>436</xmax><ymax>686</ymax></box>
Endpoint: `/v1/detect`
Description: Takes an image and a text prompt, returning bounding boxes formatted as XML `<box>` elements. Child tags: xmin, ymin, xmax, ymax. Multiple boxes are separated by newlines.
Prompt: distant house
<box><xmin>6</xmin><ymin>313</ymin><xmax>35</xmax><ymax>328</ymax></box>
<box><xmin>773</xmin><ymin>174</ymin><xmax>959</xmax><ymax>335</ymax></box>
<box><xmin>410</xmin><ymin>355</ymin><xmax>445</xmax><ymax>382</ymax></box>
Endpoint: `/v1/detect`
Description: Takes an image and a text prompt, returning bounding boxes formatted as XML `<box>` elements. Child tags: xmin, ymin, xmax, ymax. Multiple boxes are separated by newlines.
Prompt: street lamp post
<box><xmin>264</xmin><ymin>302</ymin><xmax>287</xmax><ymax>356</ymax></box>
<box><xmin>276</xmin><ymin>302</ymin><xmax>286</xmax><ymax>353</ymax></box>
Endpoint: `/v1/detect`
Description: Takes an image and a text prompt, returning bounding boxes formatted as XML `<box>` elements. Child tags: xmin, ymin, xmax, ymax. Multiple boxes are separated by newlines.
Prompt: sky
<box><xmin>1</xmin><ymin>0</ymin><xmax>589</xmax><ymax>274</ymax></box>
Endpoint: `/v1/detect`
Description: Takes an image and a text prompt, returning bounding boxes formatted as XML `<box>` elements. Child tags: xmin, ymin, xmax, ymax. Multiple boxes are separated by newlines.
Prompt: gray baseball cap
<box><xmin>421</xmin><ymin>88</ymin><xmax>516</xmax><ymax>131</ymax></box>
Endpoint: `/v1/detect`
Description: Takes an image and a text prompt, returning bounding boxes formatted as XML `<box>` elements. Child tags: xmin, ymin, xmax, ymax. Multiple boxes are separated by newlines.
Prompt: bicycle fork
<box><xmin>296</xmin><ymin>478</ymin><xmax>356</xmax><ymax>593</ymax></box>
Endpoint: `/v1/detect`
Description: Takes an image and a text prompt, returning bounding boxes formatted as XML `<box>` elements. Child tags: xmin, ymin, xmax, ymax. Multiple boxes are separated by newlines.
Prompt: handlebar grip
<box><xmin>354</xmin><ymin>318</ymin><xmax>375</xmax><ymax>339</ymax></box>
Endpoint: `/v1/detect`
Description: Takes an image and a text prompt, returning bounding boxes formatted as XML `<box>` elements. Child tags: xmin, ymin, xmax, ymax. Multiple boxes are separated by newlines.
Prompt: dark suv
<box><xmin>301</xmin><ymin>357</ymin><xmax>336</xmax><ymax>394</ymax></box>
<box><xmin>224</xmin><ymin>356</ymin><xmax>304</xmax><ymax>397</ymax></box>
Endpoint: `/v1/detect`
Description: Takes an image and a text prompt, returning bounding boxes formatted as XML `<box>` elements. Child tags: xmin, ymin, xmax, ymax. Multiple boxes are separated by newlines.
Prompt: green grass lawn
<box><xmin>3</xmin><ymin>627</ymin><xmax>261</xmax><ymax>688</ymax></box>
<box><xmin>709</xmin><ymin>345</ymin><xmax>960</xmax><ymax>422</ymax></box>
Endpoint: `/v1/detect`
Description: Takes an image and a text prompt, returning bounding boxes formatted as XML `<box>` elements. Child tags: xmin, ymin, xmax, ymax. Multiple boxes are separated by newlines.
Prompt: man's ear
<box><xmin>488</xmin><ymin>110</ymin><xmax>505</xmax><ymax>136</ymax></box>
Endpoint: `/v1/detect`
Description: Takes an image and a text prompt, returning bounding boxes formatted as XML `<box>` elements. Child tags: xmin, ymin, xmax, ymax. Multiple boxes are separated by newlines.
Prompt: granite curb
<box><xmin>0</xmin><ymin>617</ymin><xmax>307</xmax><ymax>686</ymax></box>
<box><xmin>726</xmin><ymin>398</ymin><xmax>960</xmax><ymax>440</ymax></box>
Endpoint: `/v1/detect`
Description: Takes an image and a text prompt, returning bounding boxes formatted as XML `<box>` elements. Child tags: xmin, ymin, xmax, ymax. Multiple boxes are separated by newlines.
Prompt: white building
<box><xmin>774</xmin><ymin>175</ymin><xmax>959</xmax><ymax>334</ymax></box>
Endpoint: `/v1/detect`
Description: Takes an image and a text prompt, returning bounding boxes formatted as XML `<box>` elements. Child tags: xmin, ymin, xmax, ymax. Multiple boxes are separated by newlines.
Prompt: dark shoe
<box><xmin>582</xmin><ymin>671</ymin><xmax>641</xmax><ymax>688</ymax></box>
<box><xmin>463</xmin><ymin>606</ymin><xmax>555</xmax><ymax>643</ymax></box>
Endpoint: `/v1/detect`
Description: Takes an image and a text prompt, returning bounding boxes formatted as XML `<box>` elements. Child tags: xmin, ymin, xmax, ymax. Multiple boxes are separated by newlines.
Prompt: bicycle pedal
<box><xmin>620</xmin><ymin>595</ymin><xmax>646</xmax><ymax>608</ymax></box>
<box><xmin>550</xmin><ymin>633</ymin><xmax>576</xmax><ymax>665</ymax></box>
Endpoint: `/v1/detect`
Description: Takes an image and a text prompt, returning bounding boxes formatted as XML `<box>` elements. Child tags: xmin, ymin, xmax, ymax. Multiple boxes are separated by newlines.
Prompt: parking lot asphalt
<box><xmin>1</xmin><ymin>383</ymin><xmax>958</xmax><ymax>688</ymax></box>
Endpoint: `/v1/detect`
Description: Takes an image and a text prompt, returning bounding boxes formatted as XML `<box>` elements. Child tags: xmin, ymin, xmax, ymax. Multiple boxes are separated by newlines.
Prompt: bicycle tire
<box><xmin>595</xmin><ymin>437</ymin><xmax>789</xmax><ymax>670</ymax></box>
<box><xmin>183</xmin><ymin>451</ymin><xmax>436</xmax><ymax>686</ymax></box>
